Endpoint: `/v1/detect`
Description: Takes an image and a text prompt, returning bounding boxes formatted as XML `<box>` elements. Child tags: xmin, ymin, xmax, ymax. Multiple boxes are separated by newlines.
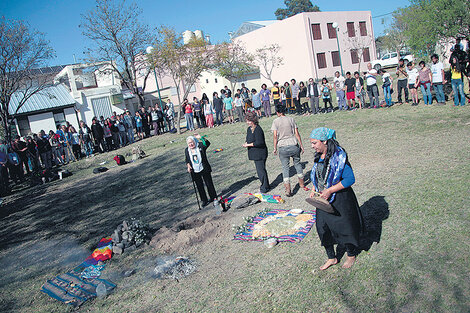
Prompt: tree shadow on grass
<box><xmin>218</xmin><ymin>176</ymin><xmax>257</xmax><ymax>199</ymax></box>
<box><xmin>0</xmin><ymin>148</ymin><xmax>203</xmax><ymax>252</ymax></box>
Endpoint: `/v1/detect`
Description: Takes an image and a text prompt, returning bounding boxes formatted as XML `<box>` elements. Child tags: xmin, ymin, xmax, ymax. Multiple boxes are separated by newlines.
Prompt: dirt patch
<box><xmin>150</xmin><ymin>210</ymin><xmax>232</xmax><ymax>253</ymax></box>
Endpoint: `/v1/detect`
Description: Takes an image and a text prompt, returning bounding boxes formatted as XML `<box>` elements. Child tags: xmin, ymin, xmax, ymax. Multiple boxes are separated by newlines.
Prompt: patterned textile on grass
<box><xmin>224</xmin><ymin>193</ymin><xmax>284</xmax><ymax>205</ymax></box>
<box><xmin>41</xmin><ymin>271</ymin><xmax>115</xmax><ymax>307</ymax></box>
<box><xmin>234</xmin><ymin>209</ymin><xmax>316</xmax><ymax>242</ymax></box>
<box><xmin>41</xmin><ymin>237</ymin><xmax>115</xmax><ymax>307</ymax></box>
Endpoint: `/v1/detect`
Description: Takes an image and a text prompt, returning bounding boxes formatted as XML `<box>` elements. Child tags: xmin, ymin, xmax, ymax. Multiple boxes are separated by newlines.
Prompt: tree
<box><xmin>0</xmin><ymin>17</ymin><xmax>54</xmax><ymax>142</ymax></box>
<box><xmin>275</xmin><ymin>0</ymin><xmax>320</xmax><ymax>20</ymax></box>
<box><xmin>394</xmin><ymin>0</ymin><xmax>470</xmax><ymax>58</ymax></box>
<box><xmin>214</xmin><ymin>42</ymin><xmax>256</xmax><ymax>94</ymax></box>
<box><xmin>382</xmin><ymin>12</ymin><xmax>409</xmax><ymax>57</ymax></box>
<box><xmin>149</xmin><ymin>26</ymin><xmax>216</xmax><ymax>134</ymax></box>
<box><xmin>254</xmin><ymin>44</ymin><xmax>284</xmax><ymax>85</ymax></box>
<box><xmin>346</xmin><ymin>35</ymin><xmax>373</xmax><ymax>72</ymax></box>
<box><xmin>80</xmin><ymin>0</ymin><xmax>154</xmax><ymax>107</ymax></box>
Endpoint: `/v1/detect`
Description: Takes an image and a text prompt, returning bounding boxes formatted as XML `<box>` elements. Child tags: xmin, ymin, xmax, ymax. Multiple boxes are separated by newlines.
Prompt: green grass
<box><xmin>0</xmin><ymin>103</ymin><xmax>469</xmax><ymax>312</ymax></box>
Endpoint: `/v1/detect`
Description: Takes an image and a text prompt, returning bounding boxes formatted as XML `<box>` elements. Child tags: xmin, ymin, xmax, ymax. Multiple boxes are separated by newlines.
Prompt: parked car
<box><xmin>371</xmin><ymin>52</ymin><xmax>414</xmax><ymax>71</ymax></box>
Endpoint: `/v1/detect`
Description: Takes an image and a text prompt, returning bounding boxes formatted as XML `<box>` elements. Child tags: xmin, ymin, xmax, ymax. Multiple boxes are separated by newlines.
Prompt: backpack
<box><xmin>114</xmin><ymin>155</ymin><xmax>126</xmax><ymax>166</ymax></box>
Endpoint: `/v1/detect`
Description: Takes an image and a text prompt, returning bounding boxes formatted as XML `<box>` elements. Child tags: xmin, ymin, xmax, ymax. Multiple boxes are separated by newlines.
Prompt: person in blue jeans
<box><xmin>431</xmin><ymin>54</ymin><xmax>446</xmax><ymax>104</ymax></box>
<box><xmin>449</xmin><ymin>56</ymin><xmax>467</xmax><ymax>106</ymax></box>
<box><xmin>418</xmin><ymin>61</ymin><xmax>433</xmax><ymax>105</ymax></box>
<box><xmin>379</xmin><ymin>69</ymin><xmax>393</xmax><ymax>107</ymax></box>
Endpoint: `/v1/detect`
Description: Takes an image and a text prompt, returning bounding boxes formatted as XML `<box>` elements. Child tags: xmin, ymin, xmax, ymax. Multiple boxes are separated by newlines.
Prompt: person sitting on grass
<box><xmin>309</xmin><ymin>127</ymin><xmax>364</xmax><ymax>270</ymax></box>
<box><xmin>185</xmin><ymin>134</ymin><xmax>217</xmax><ymax>208</ymax></box>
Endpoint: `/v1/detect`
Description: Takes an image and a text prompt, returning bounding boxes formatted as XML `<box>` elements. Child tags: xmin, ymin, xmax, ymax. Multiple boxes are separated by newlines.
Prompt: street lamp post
<box><xmin>146</xmin><ymin>46</ymin><xmax>166</xmax><ymax>131</ymax></box>
<box><xmin>332</xmin><ymin>22</ymin><xmax>344</xmax><ymax>76</ymax></box>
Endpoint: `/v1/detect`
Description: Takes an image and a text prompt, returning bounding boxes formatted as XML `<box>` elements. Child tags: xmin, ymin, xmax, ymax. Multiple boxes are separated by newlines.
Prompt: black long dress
<box><xmin>246</xmin><ymin>125</ymin><xmax>270</xmax><ymax>193</ymax></box>
<box><xmin>314</xmin><ymin>159</ymin><xmax>364</xmax><ymax>251</ymax></box>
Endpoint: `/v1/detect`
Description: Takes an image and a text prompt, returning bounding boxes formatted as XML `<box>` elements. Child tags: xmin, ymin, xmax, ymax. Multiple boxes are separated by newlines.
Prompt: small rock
<box><xmin>122</xmin><ymin>239</ymin><xmax>130</xmax><ymax>248</ymax></box>
<box><xmin>116</xmin><ymin>242</ymin><xmax>124</xmax><ymax>249</ymax></box>
<box><xmin>122</xmin><ymin>221</ymin><xmax>129</xmax><ymax>231</ymax></box>
<box><xmin>113</xmin><ymin>246</ymin><xmax>123</xmax><ymax>255</ymax></box>
<box><xmin>122</xmin><ymin>231</ymin><xmax>129</xmax><ymax>240</ymax></box>
<box><xmin>111</xmin><ymin>230</ymin><xmax>121</xmax><ymax>243</ymax></box>
<box><xmin>123</xmin><ymin>269</ymin><xmax>135</xmax><ymax>277</ymax></box>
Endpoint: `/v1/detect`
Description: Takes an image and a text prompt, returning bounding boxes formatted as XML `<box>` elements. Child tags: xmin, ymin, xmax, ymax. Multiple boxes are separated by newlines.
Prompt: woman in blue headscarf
<box><xmin>309</xmin><ymin>127</ymin><xmax>363</xmax><ymax>270</ymax></box>
<box><xmin>185</xmin><ymin>134</ymin><xmax>217</xmax><ymax>207</ymax></box>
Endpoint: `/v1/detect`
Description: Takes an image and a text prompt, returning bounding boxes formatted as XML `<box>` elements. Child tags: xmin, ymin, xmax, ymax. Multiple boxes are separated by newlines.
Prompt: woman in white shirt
<box><xmin>406</xmin><ymin>62</ymin><xmax>419</xmax><ymax>106</ymax></box>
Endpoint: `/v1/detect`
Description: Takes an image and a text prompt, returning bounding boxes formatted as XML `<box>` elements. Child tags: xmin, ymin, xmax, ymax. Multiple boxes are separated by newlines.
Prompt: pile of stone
<box><xmin>111</xmin><ymin>219</ymin><xmax>151</xmax><ymax>255</ymax></box>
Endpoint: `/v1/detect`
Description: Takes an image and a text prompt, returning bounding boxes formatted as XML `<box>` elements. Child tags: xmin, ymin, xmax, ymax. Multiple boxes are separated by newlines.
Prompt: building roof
<box><xmin>9</xmin><ymin>83</ymin><xmax>76</xmax><ymax>115</ymax></box>
<box><xmin>232</xmin><ymin>20</ymin><xmax>278</xmax><ymax>38</ymax></box>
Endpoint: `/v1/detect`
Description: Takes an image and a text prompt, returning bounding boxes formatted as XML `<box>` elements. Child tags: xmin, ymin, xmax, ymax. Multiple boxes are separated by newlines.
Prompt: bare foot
<box><xmin>319</xmin><ymin>258</ymin><xmax>338</xmax><ymax>270</ymax></box>
<box><xmin>342</xmin><ymin>256</ymin><xmax>356</xmax><ymax>269</ymax></box>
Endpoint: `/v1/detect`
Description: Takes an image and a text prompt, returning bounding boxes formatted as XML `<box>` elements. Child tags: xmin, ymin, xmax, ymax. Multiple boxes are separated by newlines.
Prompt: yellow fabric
<box><xmin>271</xmin><ymin>87</ymin><xmax>280</xmax><ymax>100</ymax></box>
<box><xmin>451</xmin><ymin>68</ymin><xmax>461</xmax><ymax>80</ymax></box>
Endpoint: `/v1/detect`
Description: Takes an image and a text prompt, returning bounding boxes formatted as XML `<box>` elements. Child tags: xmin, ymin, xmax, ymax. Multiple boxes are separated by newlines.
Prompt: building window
<box><xmin>312</xmin><ymin>24</ymin><xmax>322</xmax><ymax>40</ymax></box>
<box><xmin>215</xmin><ymin>78</ymin><xmax>218</xmax><ymax>83</ymax></box>
<box><xmin>359</xmin><ymin>21</ymin><xmax>367</xmax><ymax>36</ymax></box>
<box><xmin>317</xmin><ymin>53</ymin><xmax>327</xmax><ymax>69</ymax></box>
<box><xmin>327</xmin><ymin>23</ymin><xmax>336</xmax><ymax>39</ymax></box>
<box><xmin>331</xmin><ymin>51</ymin><xmax>340</xmax><ymax>67</ymax></box>
<box><xmin>347</xmin><ymin>22</ymin><xmax>355</xmax><ymax>37</ymax></box>
<box><xmin>16</xmin><ymin>117</ymin><xmax>31</xmax><ymax>136</ymax></box>
<box><xmin>363</xmin><ymin>47</ymin><xmax>371</xmax><ymax>62</ymax></box>
<box><xmin>206</xmin><ymin>79</ymin><xmax>209</xmax><ymax>84</ymax></box>
<box><xmin>350</xmin><ymin>49</ymin><xmax>359</xmax><ymax>64</ymax></box>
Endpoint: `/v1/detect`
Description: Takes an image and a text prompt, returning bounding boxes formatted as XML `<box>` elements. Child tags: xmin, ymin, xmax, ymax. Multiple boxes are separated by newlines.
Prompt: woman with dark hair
<box><xmin>309</xmin><ymin>127</ymin><xmax>364</xmax><ymax>270</ymax></box>
<box><xmin>192</xmin><ymin>97</ymin><xmax>204</xmax><ymax>129</ymax></box>
<box><xmin>243</xmin><ymin>112</ymin><xmax>270</xmax><ymax>193</ymax></box>
<box><xmin>321</xmin><ymin>78</ymin><xmax>333</xmax><ymax>113</ymax></box>
<box><xmin>418</xmin><ymin>61</ymin><xmax>432</xmax><ymax>105</ymax></box>
<box><xmin>299</xmin><ymin>81</ymin><xmax>308</xmax><ymax>115</ymax></box>
<box><xmin>260</xmin><ymin>84</ymin><xmax>271</xmax><ymax>118</ymax></box>
<box><xmin>185</xmin><ymin>134</ymin><xmax>217</xmax><ymax>207</ymax></box>
<box><xmin>284</xmin><ymin>82</ymin><xmax>293</xmax><ymax>114</ymax></box>
<box><xmin>449</xmin><ymin>55</ymin><xmax>467</xmax><ymax>106</ymax></box>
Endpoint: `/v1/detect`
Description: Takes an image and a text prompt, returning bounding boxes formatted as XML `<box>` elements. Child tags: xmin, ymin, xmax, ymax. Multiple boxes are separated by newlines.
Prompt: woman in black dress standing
<box><xmin>185</xmin><ymin>134</ymin><xmax>217</xmax><ymax>207</ymax></box>
<box><xmin>243</xmin><ymin>112</ymin><xmax>270</xmax><ymax>193</ymax></box>
<box><xmin>309</xmin><ymin>127</ymin><xmax>364</xmax><ymax>270</ymax></box>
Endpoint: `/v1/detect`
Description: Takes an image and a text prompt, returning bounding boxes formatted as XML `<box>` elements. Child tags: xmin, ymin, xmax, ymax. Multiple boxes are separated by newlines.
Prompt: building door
<box><xmin>16</xmin><ymin>117</ymin><xmax>31</xmax><ymax>136</ymax></box>
<box><xmin>91</xmin><ymin>96</ymin><xmax>112</xmax><ymax>119</ymax></box>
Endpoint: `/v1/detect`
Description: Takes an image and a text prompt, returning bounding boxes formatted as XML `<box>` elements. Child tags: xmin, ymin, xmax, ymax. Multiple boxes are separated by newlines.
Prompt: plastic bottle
<box><xmin>213</xmin><ymin>199</ymin><xmax>222</xmax><ymax>215</ymax></box>
<box><xmin>96</xmin><ymin>282</ymin><xmax>107</xmax><ymax>298</ymax></box>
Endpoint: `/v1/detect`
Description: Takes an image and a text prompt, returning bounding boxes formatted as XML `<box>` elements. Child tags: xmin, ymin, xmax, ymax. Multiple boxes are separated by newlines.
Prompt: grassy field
<box><xmin>0</xmin><ymin>102</ymin><xmax>469</xmax><ymax>312</ymax></box>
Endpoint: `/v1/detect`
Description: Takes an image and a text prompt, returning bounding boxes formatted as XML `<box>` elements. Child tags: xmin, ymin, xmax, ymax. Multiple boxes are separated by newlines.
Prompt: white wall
<box><xmin>28</xmin><ymin>112</ymin><xmax>56</xmax><ymax>134</ymax></box>
<box><xmin>64</xmin><ymin>107</ymin><xmax>79</xmax><ymax>130</ymax></box>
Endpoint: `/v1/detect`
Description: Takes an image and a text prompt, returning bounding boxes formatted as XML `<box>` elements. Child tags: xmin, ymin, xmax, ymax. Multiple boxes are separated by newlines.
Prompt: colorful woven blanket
<box><xmin>234</xmin><ymin>209</ymin><xmax>316</xmax><ymax>243</ymax></box>
<box><xmin>41</xmin><ymin>237</ymin><xmax>115</xmax><ymax>307</ymax></box>
<box><xmin>41</xmin><ymin>271</ymin><xmax>115</xmax><ymax>307</ymax></box>
<box><xmin>224</xmin><ymin>193</ymin><xmax>284</xmax><ymax>204</ymax></box>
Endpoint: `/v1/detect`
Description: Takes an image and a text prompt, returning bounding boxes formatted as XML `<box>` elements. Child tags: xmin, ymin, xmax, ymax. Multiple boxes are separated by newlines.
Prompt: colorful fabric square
<box><xmin>233</xmin><ymin>209</ymin><xmax>316</xmax><ymax>242</ymax></box>
<box><xmin>250</xmin><ymin>193</ymin><xmax>285</xmax><ymax>204</ymax></box>
<box><xmin>80</xmin><ymin>264</ymin><xmax>105</xmax><ymax>279</ymax></box>
<box><xmin>224</xmin><ymin>193</ymin><xmax>284</xmax><ymax>204</ymax></box>
<box><xmin>80</xmin><ymin>237</ymin><xmax>113</xmax><ymax>267</ymax></box>
<box><xmin>40</xmin><ymin>271</ymin><xmax>116</xmax><ymax>307</ymax></box>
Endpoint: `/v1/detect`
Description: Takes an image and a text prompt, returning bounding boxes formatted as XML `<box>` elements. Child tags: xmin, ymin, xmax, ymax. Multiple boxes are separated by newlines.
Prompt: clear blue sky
<box><xmin>1</xmin><ymin>0</ymin><xmax>411</xmax><ymax>66</ymax></box>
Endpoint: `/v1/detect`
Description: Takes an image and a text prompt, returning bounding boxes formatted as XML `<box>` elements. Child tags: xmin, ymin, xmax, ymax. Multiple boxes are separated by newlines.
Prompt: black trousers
<box><xmin>325</xmin><ymin>244</ymin><xmax>357</xmax><ymax>259</ymax></box>
<box><xmin>397</xmin><ymin>79</ymin><xmax>409</xmax><ymax>103</ymax></box>
<box><xmin>293</xmin><ymin>98</ymin><xmax>301</xmax><ymax>114</ymax></box>
<box><xmin>192</xmin><ymin>170</ymin><xmax>217</xmax><ymax>203</ymax></box>
<box><xmin>254</xmin><ymin>159</ymin><xmax>270</xmax><ymax>193</ymax></box>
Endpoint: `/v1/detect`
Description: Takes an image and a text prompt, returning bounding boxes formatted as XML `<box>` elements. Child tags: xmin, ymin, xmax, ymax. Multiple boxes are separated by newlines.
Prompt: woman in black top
<box><xmin>185</xmin><ymin>134</ymin><xmax>217</xmax><ymax>207</ymax></box>
<box><xmin>243</xmin><ymin>112</ymin><xmax>270</xmax><ymax>193</ymax></box>
<box><xmin>299</xmin><ymin>81</ymin><xmax>308</xmax><ymax>114</ymax></box>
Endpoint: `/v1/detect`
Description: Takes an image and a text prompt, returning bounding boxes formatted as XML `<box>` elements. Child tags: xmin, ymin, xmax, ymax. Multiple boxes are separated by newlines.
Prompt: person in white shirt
<box><xmin>430</xmin><ymin>54</ymin><xmax>446</xmax><ymax>104</ymax></box>
<box><xmin>365</xmin><ymin>63</ymin><xmax>380</xmax><ymax>108</ymax></box>
<box><xmin>333</xmin><ymin>71</ymin><xmax>347</xmax><ymax>110</ymax></box>
<box><xmin>379</xmin><ymin>69</ymin><xmax>393</xmax><ymax>107</ymax></box>
<box><xmin>406</xmin><ymin>62</ymin><xmax>419</xmax><ymax>106</ymax></box>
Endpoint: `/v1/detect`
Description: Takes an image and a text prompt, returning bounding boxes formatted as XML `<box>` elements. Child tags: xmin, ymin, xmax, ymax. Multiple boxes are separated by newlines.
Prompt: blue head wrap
<box><xmin>310</xmin><ymin>127</ymin><xmax>336</xmax><ymax>141</ymax></box>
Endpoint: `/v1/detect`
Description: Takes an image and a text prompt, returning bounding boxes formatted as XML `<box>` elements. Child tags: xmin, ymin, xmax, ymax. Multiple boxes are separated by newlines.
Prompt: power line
<box><xmin>372</xmin><ymin>12</ymin><xmax>394</xmax><ymax>19</ymax></box>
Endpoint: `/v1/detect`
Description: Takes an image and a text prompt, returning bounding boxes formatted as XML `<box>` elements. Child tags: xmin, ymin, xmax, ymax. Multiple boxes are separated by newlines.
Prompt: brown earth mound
<box><xmin>150</xmin><ymin>211</ymin><xmax>233</xmax><ymax>253</ymax></box>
